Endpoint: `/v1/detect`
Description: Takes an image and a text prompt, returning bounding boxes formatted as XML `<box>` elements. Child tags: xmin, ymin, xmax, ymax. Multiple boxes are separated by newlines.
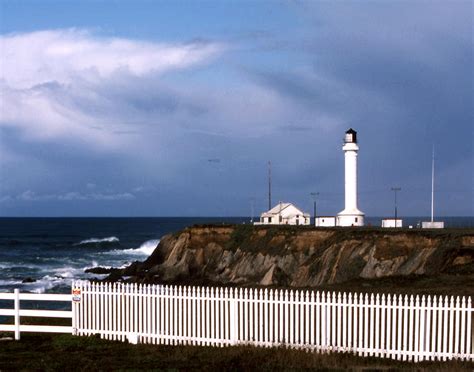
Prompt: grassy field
<box><xmin>0</xmin><ymin>333</ymin><xmax>473</xmax><ymax>371</ymax></box>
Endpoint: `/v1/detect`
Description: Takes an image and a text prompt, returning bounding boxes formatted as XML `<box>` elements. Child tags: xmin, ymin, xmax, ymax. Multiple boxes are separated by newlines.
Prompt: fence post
<box><xmin>469</xmin><ymin>297</ymin><xmax>473</xmax><ymax>358</ymax></box>
<box><xmin>71</xmin><ymin>281</ymin><xmax>76</xmax><ymax>336</ymax></box>
<box><xmin>14</xmin><ymin>288</ymin><xmax>20</xmax><ymax>340</ymax></box>
<box><xmin>230</xmin><ymin>288</ymin><xmax>237</xmax><ymax>345</ymax></box>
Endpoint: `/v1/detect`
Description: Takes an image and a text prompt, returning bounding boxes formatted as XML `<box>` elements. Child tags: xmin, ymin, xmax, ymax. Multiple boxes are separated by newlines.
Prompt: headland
<box><xmin>88</xmin><ymin>225</ymin><xmax>474</xmax><ymax>296</ymax></box>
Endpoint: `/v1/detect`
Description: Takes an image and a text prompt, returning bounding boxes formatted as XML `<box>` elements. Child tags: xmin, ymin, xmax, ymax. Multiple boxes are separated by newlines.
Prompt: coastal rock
<box><xmin>85</xmin><ymin>267</ymin><xmax>113</xmax><ymax>275</ymax></box>
<box><xmin>107</xmin><ymin>225</ymin><xmax>474</xmax><ymax>289</ymax></box>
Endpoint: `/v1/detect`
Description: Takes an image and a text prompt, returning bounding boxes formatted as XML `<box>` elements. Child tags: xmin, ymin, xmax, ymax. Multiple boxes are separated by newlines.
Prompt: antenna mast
<box><xmin>431</xmin><ymin>145</ymin><xmax>435</xmax><ymax>222</ymax></box>
<box><xmin>268</xmin><ymin>161</ymin><xmax>272</xmax><ymax>210</ymax></box>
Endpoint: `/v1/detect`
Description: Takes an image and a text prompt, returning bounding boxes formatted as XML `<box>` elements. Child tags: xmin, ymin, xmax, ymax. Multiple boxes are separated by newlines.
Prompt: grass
<box><xmin>0</xmin><ymin>333</ymin><xmax>473</xmax><ymax>371</ymax></box>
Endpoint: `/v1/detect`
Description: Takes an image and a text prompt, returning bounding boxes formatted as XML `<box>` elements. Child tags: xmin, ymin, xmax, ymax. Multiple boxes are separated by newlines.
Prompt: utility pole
<box><xmin>268</xmin><ymin>161</ymin><xmax>272</xmax><ymax>210</ymax></box>
<box><xmin>250</xmin><ymin>197</ymin><xmax>255</xmax><ymax>223</ymax></box>
<box><xmin>391</xmin><ymin>187</ymin><xmax>401</xmax><ymax>227</ymax></box>
<box><xmin>431</xmin><ymin>145</ymin><xmax>435</xmax><ymax>223</ymax></box>
<box><xmin>310</xmin><ymin>192</ymin><xmax>319</xmax><ymax>226</ymax></box>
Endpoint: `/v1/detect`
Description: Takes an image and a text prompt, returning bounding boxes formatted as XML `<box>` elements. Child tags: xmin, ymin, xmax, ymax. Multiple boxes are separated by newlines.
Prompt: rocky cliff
<box><xmin>102</xmin><ymin>225</ymin><xmax>474</xmax><ymax>294</ymax></box>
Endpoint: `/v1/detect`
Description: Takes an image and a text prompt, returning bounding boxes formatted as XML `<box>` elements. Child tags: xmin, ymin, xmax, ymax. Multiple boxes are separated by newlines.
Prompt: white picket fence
<box><xmin>72</xmin><ymin>281</ymin><xmax>474</xmax><ymax>362</ymax></box>
<box><xmin>0</xmin><ymin>289</ymin><xmax>72</xmax><ymax>339</ymax></box>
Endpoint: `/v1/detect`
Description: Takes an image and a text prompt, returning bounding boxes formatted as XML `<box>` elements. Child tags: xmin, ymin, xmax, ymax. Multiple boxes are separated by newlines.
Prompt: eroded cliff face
<box><xmin>112</xmin><ymin>225</ymin><xmax>474</xmax><ymax>288</ymax></box>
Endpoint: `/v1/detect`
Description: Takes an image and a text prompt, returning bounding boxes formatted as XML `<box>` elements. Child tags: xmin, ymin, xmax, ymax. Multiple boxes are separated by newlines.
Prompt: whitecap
<box><xmin>104</xmin><ymin>239</ymin><xmax>159</xmax><ymax>257</ymax></box>
<box><xmin>116</xmin><ymin>262</ymin><xmax>131</xmax><ymax>269</ymax></box>
<box><xmin>0</xmin><ymin>279</ymin><xmax>23</xmax><ymax>286</ymax></box>
<box><xmin>53</xmin><ymin>266</ymin><xmax>85</xmax><ymax>279</ymax></box>
<box><xmin>27</xmin><ymin>275</ymin><xmax>71</xmax><ymax>293</ymax></box>
<box><xmin>75</xmin><ymin>236</ymin><xmax>120</xmax><ymax>246</ymax></box>
<box><xmin>1</xmin><ymin>274</ymin><xmax>70</xmax><ymax>294</ymax></box>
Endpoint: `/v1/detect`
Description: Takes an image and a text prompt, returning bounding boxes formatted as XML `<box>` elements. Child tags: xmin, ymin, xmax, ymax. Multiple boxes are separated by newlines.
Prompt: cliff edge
<box><xmin>103</xmin><ymin>225</ymin><xmax>474</xmax><ymax>294</ymax></box>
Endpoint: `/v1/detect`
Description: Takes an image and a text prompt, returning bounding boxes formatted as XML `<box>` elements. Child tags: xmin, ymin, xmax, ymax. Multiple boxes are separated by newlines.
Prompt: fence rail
<box><xmin>72</xmin><ymin>281</ymin><xmax>474</xmax><ymax>362</ymax></box>
<box><xmin>0</xmin><ymin>289</ymin><xmax>72</xmax><ymax>339</ymax></box>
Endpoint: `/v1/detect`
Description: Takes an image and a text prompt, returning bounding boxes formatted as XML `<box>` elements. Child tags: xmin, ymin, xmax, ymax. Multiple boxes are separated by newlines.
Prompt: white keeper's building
<box><xmin>255</xmin><ymin>202</ymin><xmax>310</xmax><ymax>226</ymax></box>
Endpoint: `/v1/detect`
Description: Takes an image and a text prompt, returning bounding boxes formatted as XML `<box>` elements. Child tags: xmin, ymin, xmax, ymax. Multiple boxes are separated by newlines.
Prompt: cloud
<box><xmin>0</xmin><ymin>195</ymin><xmax>13</xmax><ymax>202</ymax></box>
<box><xmin>1</xmin><ymin>2</ymin><xmax>472</xmax><ymax>217</ymax></box>
<box><xmin>132</xmin><ymin>186</ymin><xmax>156</xmax><ymax>193</ymax></box>
<box><xmin>17</xmin><ymin>190</ymin><xmax>50</xmax><ymax>201</ymax></box>
<box><xmin>56</xmin><ymin>192</ymin><xmax>88</xmax><ymax>201</ymax></box>
<box><xmin>7</xmin><ymin>190</ymin><xmax>136</xmax><ymax>202</ymax></box>
<box><xmin>89</xmin><ymin>192</ymin><xmax>135</xmax><ymax>201</ymax></box>
<box><xmin>0</xmin><ymin>29</ymin><xmax>224</xmax><ymax>148</ymax></box>
<box><xmin>1</xmin><ymin>29</ymin><xmax>224</xmax><ymax>89</ymax></box>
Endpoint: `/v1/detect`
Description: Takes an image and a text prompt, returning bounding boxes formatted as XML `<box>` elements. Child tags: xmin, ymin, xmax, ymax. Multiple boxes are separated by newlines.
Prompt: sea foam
<box><xmin>106</xmin><ymin>239</ymin><xmax>160</xmax><ymax>256</ymax></box>
<box><xmin>75</xmin><ymin>236</ymin><xmax>120</xmax><ymax>246</ymax></box>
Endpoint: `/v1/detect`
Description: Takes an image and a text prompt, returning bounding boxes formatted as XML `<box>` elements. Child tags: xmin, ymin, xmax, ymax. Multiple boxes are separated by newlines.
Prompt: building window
<box><xmin>355</xmin><ymin>217</ymin><xmax>358</xmax><ymax>222</ymax></box>
<box><xmin>268</xmin><ymin>217</ymin><xmax>272</xmax><ymax>223</ymax></box>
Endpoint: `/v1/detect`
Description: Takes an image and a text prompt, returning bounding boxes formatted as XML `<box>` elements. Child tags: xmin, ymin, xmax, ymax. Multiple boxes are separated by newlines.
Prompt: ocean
<box><xmin>0</xmin><ymin>217</ymin><xmax>472</xmax><ymax>294</ymax></box>
<box><xmin>0</xmin><ymin>217</ymin><xmax>247</xmax><ymax>294</ymax></box>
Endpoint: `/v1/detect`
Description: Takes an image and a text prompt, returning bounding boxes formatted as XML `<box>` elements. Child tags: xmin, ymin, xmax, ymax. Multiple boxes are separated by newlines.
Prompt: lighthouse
<box><xmin>337</xmin><ymin>128</ymin><xmax>365</xmax><ymax>227</ymax></box>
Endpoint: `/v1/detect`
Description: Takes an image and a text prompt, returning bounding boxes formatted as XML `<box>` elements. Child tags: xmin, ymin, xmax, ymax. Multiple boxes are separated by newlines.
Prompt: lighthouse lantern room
<box><xmin>344</xmin><ymin>128</ymin><xmax>357</xmax><ymax>143</ymax></box>
<box><xmin>337</xmin><ymin>128</ymin><xmax>365</xmax><ymax>227</ymax></box>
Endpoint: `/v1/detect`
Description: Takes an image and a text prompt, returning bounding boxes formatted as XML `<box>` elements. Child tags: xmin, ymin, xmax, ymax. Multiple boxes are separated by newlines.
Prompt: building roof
<box><xmin>265</xmin><ymin>202</ymin><xmax>292</xmax><ymax>215</ymax></box>
<box><xmin>261</xmin><ymin>202</ymin><xmax>309</xmax><ymax>218</ymax></box>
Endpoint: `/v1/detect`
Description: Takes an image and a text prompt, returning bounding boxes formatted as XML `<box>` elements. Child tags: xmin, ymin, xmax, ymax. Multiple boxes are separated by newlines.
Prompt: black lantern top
<box><xmin>344</xmin><ymin>128</ymin><xmax>357</xmax><ymax>143</ymax></box>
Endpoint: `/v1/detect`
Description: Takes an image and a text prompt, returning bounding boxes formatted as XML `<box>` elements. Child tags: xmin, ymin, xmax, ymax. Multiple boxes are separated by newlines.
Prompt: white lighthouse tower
<box><xmin>337</xmin><ymin>128</ymin><xmax>365</xmax><ymax>227</ymax></box>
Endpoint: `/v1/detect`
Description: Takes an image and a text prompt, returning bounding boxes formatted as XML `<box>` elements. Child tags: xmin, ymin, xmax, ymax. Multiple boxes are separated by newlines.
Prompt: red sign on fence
<box><xmin>72</xmin><ymin>288</ymin><xmax>81</xmax><ymax>302</ymax></box>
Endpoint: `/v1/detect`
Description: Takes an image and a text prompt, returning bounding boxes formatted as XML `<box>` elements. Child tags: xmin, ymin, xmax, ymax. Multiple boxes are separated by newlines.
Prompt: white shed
<box><xmin>422</xmin><ymin>221</ymin><xmax>444</xmax><ymax>229</ymax></box>
<box><xmin>255</xmin><ymin>202</ymin><xmax>310</xmax><ymax>226</ymax></box>
<box><xmin>315</xmin><ymin>216</ymin><xmax>336</xmax><ymax>227</ymax></box>
<box><xmin>381</xmin><ymin>218</ymin><xmax>403</xmax><ymax>228</ymax></box>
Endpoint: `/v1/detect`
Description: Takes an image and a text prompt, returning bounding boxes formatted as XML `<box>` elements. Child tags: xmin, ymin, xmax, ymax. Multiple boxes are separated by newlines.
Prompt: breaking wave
<box><xmin>75</xmin><ymin>236</ymin><xmax>120</xmax><ymax>246</ymax></box>
<box><xmin>26</xmin><ymin>275</ymin><xmax>72</xmax><ymax>294</ymax></box>
<box><xmin>105</xmin><ymin>239</ymin><xmax>159</xmax><ymax>257</ymax></box>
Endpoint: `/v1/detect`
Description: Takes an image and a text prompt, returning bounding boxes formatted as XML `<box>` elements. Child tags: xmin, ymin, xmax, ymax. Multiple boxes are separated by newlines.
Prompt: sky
<box><xmin>0</xmin><ymin>0</ymin><xmax>472</xmax><ymax>217</ymax></box>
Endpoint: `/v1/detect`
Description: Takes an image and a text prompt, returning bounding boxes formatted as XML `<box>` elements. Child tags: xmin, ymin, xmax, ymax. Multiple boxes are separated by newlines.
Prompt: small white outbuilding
<box><xmin>381</xmin><ymin>218</ymin><xmax>403</xmax><ymax>228</ymax></box>
<box><xmin>421</xmin><ymin>221</ymin><xmax>444</xmax><ymax>229</ymax></box>
<box><xmin>315</xmin><ymin>216</ymin><xmax>336</xmax><ymax>227</ymax></box>
<box><xmin>255</xmin><ymin>202</ymin><xmax>310</xmax><ymax>226</ymax></box>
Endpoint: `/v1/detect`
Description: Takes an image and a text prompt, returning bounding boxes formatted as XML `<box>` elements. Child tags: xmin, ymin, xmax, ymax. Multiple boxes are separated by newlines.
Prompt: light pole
<box><xmin>250</xmin><ymin>197</ymin><xmax>255</xmax><ymax>223</ymax></box>
<box><xmin>310</xmin><ymin>192</ymin><xmax>319</xmax><ymax>225</ymax></box>
<box><xmin>391</xmin><ymin>187</ymin><xmax>401</xmax><ymax>227</ymax></box>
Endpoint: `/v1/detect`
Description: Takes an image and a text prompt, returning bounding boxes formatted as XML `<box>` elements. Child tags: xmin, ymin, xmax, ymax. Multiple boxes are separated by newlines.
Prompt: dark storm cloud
<box><xmin>1</xmin><ymin>2</ymin><xmax>472</xmax><ymax>216</ymax></box>
<box><xmin>248</xmin><ymin>69</ymin><xmax>343</xmax><ymax>111</ymax></box>
<box><xmin>241</xmin><ymin>1</ymin><xmax>473</xmax><ymax>216</ymax></box>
